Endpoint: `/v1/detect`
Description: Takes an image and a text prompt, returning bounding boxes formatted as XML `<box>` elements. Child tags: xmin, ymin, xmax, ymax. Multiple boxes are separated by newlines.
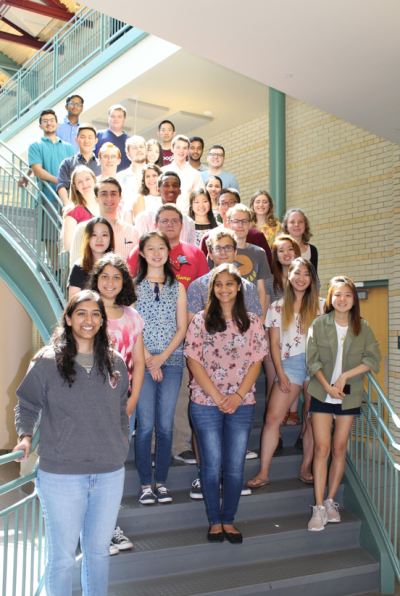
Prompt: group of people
<box><xmin>12</xmin><ymin>93</ymin><xmax>381</xmax><ymax>596</ymax></box>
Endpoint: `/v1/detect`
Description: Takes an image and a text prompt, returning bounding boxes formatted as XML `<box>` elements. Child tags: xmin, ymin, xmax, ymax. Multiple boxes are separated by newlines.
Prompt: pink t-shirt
<box><xmin>183</xmin><ymin>311</ymin><xmax>268</xmax><ymax>406</ymax></box>
<box><xmin>65</xmin><ymin>205</ymin><xmax>93</xmax><ymax>224</ymax></box>
<box><xmin>107</xmin><ymin>306</ymin><xmax>144</xmax><ymax>393</ymax></box>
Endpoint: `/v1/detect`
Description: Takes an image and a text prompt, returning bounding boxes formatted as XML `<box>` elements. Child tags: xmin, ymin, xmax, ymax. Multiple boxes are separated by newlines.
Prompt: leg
<box><xmin>154</xmin><ymin>366</ymin><xmax>183</xmax><ymax>485</ymax></box>
<box><xmin>299</xmin><ymin>382</ymin><xmax>313</xmax><ymax>480</ymax></box>
<box><xmin>263</xmin><ymin>332</ymin><xmax>275</xmax><ymax>402</ymax></box>
<box><xmin>221</xmin><ymin>405</ymin><xmax>255</xmax><ymax>528</ymax></box>
<box><xmin>311</xmin><ymin>413</ymin><xmax>334</xmax><ymax>505</ymax></box>
<box><xmin>190</xmin><ymin>401</ymin><xmax>223</xmax><ymax>527</ymax></box>
<box><xmin>172</xmin><ymin>365</ymin><xmax>192</xmax><ymax>456</ymax></box>
<box><xmin>248</xmin><ymin>382</ymin><xmax>301</xmax><ymax>486</ymax></box>
<box><xmin>327</xmin><ymin>415</ymin><xmax>355</xmax><ymax>500</ymax></box>
<box><xmin>80</xmin><ymin>468</ymin><xmax>125</xmax><ymax>596</ymax></box>
<box><xmin>135</xmin><ymin>371</ymin><xmax>157</xmax><ymax>487</ymax></box>
<box><xmin>35</xmin><ymin>470</ymin><xmax>88</xmax><ymax>596</ymax></box>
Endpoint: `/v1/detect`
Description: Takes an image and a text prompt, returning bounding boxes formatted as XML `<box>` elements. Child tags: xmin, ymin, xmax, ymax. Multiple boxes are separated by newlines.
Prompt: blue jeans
<box><xmin>36</xmin><ymin>467</ymin><xmax>124</xmax><ymax>596</ymax></box>
<box><xmin>135</xmin><ymin>366</ymin><xmax>183</xmax><ymax>485</ymax></box>
<box><xmin>190</xmin><ymin>401</ymin><xmax>255</xmax><ymax>526</ymax></box>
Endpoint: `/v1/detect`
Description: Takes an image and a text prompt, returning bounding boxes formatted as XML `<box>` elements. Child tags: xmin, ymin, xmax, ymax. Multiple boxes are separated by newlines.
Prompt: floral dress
<box><xmin>183</xmin><ymin>312</ymin><xmax>268</xmax><ymax>406</ymax></box>
<box><xmin>266</xmin><ymin>297</ymin><xmax>325</xmax><ymax>361</ymax></box>
<box><xmin>255</xmin><ymin>222</ymin><xmax>283</xmax><ymax>247</ymax></box>
<box><xmin>107</xmin><ymin>306</ymin><xmax>144</xmax><ymax>393</ymax></box>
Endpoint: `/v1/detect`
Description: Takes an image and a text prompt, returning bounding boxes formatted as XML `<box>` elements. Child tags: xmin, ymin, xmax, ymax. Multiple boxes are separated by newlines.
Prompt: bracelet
<box><xmin>235</xmin><ymin>391</ymin><xmax>244</xmax><ymax>400</ymax></box>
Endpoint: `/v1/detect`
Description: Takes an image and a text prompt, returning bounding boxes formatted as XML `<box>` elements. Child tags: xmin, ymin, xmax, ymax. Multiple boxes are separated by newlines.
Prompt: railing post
<box><xmin>17</xmin><ymin>69</ymin><xmax>22</xmax><ymax>119</ymax></box>
<box><xmin>53</xmin><ymin>35</ymin><xmax>59</xmax><ymax>90</ymax></box>
<box><xmin>36</xmin><ymin>183</ymin><xmax>43</xmax><ymax>270</ymax></box>
<box><xmin>100</xmin><ymin>12</ymin><xmax>105</xmax><ymax>51</ymax></box>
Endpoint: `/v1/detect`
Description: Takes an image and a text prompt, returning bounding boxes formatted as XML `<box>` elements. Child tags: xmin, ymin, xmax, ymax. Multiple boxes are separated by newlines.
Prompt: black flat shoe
<box><xmin>223</xmin><ymin>527</ymin><xmax>243</xmax><ymax>544</ymax></box>
<box><xmin>207</xmin><ymin>527</ymin><xmax>224</xmax><ymax>542</ymax></box>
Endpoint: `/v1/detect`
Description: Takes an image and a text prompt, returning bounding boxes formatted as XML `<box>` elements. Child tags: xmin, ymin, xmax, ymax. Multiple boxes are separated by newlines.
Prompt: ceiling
<box><xmin>78</xmin><ymin>0</ymin><xmax>400</xmax><ymax>145</ymax></box>
<box><xmin>82</xmin><ymin>49</ymin><xmax>269</xmax><ymax>141</ymax></box>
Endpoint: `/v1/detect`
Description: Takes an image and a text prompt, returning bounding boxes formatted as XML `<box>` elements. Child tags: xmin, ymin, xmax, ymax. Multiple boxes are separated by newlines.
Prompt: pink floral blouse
<box><xmin>107</xmin><ymin>306</ymin><xmax>145</xmax><ymax>393</ymax></box>
<box><xmin>183</xmin><ymin>312</ymin><xmax>268</xmax><ymax>406</ymax></box>
<box><xmin>266</xmin><ymin>297</ymin><xmax>325</xmax><ymax>361</ymax></box>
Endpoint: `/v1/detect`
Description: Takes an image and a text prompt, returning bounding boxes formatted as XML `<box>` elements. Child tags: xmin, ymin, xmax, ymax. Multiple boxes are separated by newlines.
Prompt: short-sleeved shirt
<box><xmin>265</xmin><ymin>277</ymin><xmax>285</xmax><ymax>306</ymax></box>
<box><xmin>234</xmin><ymin>244</ymin><xmax>271</xmax><ymax>285</ymax></box>
<box><xmin>161</xmin><ymin>161</ymin><xmax>204</xmax><ymax>215</ymax></box>
<box><xmin>67</xmin><ymin>262</ymin><xmax>88</xmax><ymax>290</ymax></box>
<box><xmin>57</xmin><ymin>116</ymin><xmax>80</xmax><ymax>152</ymax></box>
<box><xmin>201</xmin><ymin>227</ymin><xmax>272</xmax><ymax>268</ymax></box>
<box><xmin>162</xmin><ymin>148</ymin><xmax>174</xmax><ymax>166</ymax></box>
<box><xmin>57</xmin><ymin>153</ymin><xmax>101</xmax><ymax>193</ymax></box>
<box><xmin>95</xmin><ymin>129</ymin><xmax>130</xmax><ymax>172</ymax></box>
<box><xmin>187</xmin><ymin>272</ymin><xmax>263</xmax><ymax>317</ymax></box>
<box><xmin>201</xmin><ymin>169</ymin><xmax>239</xmax><ymax>191</ymax></box>
<box><xmin>266</xmin><ymin>296</ymin><xmax>326</xmax><ymax>360</ymax></box>
<box><xmin>195</xmin><ymin>223</ymin><xmax>217</xmax><ymax>247</ymax></box>
<box><xmin>255</xmin><ymin>222</ymin><xmax>283</xmax><ymax>248</ymax></box>
<box><xmin>64</xmin><ymin>205</ymin><xmax>94</xmax><ymax>225</ymax></box>
<box><xmin>107</xmin><ymin>306</ymin><xmax>145</xmax><ymax>392</ymax></box>
<box><xmin>28</xmin><ymin>137</ymin><xmax>75</xmax><ymax>200</ymax></box>
<box><xmin>135</xmin><ymin>279</ymin><xmax>183</xmax><ymax>366</ymax></box>
<box><xmin>183</xmin><ymin>311</ymin><xmax>268</xmax><ymax>406</ymax></box>
<box><xmin>127</xmin><ymin>241</ymin><xmax>209</xmax><ymax>290</ymax></box>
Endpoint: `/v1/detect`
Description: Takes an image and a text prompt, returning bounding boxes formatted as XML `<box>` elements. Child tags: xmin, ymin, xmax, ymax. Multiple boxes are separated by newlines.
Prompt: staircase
<box><xmin>71</xmin><ymin>375</ymin><xmax>380</xmax><ymax>596</ymax></box>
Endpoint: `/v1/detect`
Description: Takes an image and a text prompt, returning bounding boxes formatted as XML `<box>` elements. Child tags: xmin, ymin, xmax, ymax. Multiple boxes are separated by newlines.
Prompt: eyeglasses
<box><xmin>101</xmin><ymin>155</ymin><xmax>119</xmax><ymax>160</ymax></box>
<box><xmin>41</xmin><ymin>119</ymin><xmax>56</xmax><ymax>124</ymax></box>
<box><xmin>219</xmin><ymin>200</ymin><xmax>238</xmax><ymax>208</ymax></box>
<box><xmin>211</xmin><ymin>245</ymin><xmax>235</xmax><ymax>254</ymax></box>
<box><xmin>209</xmin><ymin>152</ymin><xmax>224</xmax><ymax>158</ymax></box>
<box><xmin>229</xmin><ymin>218</ymin><xmax>250</xmax><ymax>225</ymax></box>
<box><xmin>158</xmin><ymin>218</ymin><xmax>181</xmax><ymax>226</ymax></box>
<box><xmin>68</xmin><ymin>101</ymin><xmax>83</xmax><ymax>107</ymax></box>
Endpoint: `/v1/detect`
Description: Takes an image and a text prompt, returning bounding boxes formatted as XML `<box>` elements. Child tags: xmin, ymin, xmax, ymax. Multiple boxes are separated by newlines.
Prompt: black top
<box><xmin>67</xmin><ymin>263</ymin><xmax>89</xmax><ymax>290</ymax></box>
<box><xmin>309</xmin><ymin>244</ymin><xmax>318</xmax><ymax>273</ymax></box>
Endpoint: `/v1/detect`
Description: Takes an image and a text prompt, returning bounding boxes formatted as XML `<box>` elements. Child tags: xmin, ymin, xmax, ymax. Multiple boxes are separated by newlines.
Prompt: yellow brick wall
<box><xmin>204</xmin><ymin>97</ymin><xmax>400</xmax><ymax>417</ymax></box>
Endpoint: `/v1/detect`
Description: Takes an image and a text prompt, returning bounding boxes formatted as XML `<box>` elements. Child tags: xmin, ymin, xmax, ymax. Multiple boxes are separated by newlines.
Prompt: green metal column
<box><xmin>269</xmin><ymin>87</ymin><xmax>286</xmax><ymax>220</ymax></box>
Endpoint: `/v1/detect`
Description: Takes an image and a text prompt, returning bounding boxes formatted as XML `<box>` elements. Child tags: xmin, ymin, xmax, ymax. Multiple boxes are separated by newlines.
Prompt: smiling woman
<box><xmin>12</xmin><ymin>290</ymin><xmax>131</xmax><ymax>596</ymax></box>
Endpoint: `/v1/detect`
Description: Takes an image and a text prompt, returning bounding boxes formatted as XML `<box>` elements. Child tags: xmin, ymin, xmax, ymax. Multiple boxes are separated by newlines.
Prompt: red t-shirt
<box><xmin>200</xmin><ymin>227</ymin><xmax>272</xmax><ymax>268</ymax></box>
<box><xmin>162</xmin><ymin>148</ymin><xmax>174</xmax><ymax>166</ymax></box>
<box><xmin>127</xmin><ymin>241</ymin><xmax>209</xmax><ymax>290</ymax></box>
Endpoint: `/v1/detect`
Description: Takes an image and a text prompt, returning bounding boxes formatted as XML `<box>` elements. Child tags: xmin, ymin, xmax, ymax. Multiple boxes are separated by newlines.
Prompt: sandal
<box><xmin>286</xmin><ymin>412</ymin><xmax>300</xmax><ymax>426</ymax></box>
<box><xmin>282</xmin><ymin>410</ymin><xmax>290</xmax><ymax>425</ymax></box>
<box><xmin>246</xmin><ymin>475</ymin><xmax>270</xmax><ymax>488</ymax></box>
<box><xmin>298</xmin><ymin>473</ymin><xmax>314</xmax><ymax>484</ymax></box>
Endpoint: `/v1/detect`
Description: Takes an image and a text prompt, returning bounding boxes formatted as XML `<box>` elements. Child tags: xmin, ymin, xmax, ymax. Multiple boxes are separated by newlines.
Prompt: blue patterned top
<box><xmin>135</xmin><ymin>279</ymin><xmax>183</xmax><ymax>367</ymax></box>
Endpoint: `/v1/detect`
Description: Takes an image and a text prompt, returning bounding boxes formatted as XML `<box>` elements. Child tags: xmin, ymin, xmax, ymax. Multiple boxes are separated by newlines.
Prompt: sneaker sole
<box><xmin>157</xmin><ymin>498</ymin><xmax>173</xmax><ymax>503</ymax></box>
<box><xmin>190</xmin><ymin>493</ymin><xmax>204</xmax><ymax>500</ymax></box>
<box><xmin>327</xmin><ymin>518</ymin><xmax>341</xmax><ymax>523</ymax></box>
<box><xmin>245</xmin><ymin>453</ymin><xmax>258</xmax><ymax>460</ymax></box>
<box><xmin>174</xmin><ymin>457</ymin><xmax>197</xmax><ymax>464</ymax></box>
<box><xmin>109</xmin><ymin>549</ymin><xmax>119</xmax><ymax>555</ymax></box>
<box><xmin>114</xmin><ymin>543</ymin><xmax>133</xmax><ymax>550</ymax></box>
<box><xmin>138</xmin><ymin>500</ymin><xmax>156</xmax><ymax>505</ymax></box>
<box><xmin>241</xmin><ymin>490</ymin><xmax>252</xmax><ymax>496</ymax></box>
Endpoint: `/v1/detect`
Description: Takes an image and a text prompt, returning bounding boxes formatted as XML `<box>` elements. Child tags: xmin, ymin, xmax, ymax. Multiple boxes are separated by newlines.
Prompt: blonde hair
<box><xmin>281</xmin><ymin>257</ymin><xmax>320</xmax><ymax>333</ymax></box>
<box><xmin>226</xmin><ymin>203</ymin><xmax>251</xmax><ymax>220</ymax></box>
<box><xmin>64</xmin><ymin>166</ymin><xmax>96</xmax><ymax>217</ymax></box>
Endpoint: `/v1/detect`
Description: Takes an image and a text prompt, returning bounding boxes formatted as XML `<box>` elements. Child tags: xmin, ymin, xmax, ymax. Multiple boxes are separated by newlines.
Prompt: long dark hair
<box><xmin>282</xmin><ymin>258</ymin><xmax>319</xmax><ymax>333</ymax></box>
<box><xmin>48</xmin><ymin>290</ymin><xmax>120</xmax><ymax>387</ymax></box>
<box><xmin>81</xmin><ymin>217</ymin><xmax>115</xmax><ymax>272</ymax></box>
<box><xmin>87</xmin><ymin>253</ymin><xmax>137</xmax><ymax>305</ymax></box>
<box><xmin>135</xmin><ymin>231</ymin><xmax>175</xmax><ymax>286</ymax></box>
<box><xmin>271</xmin><ymin>235</ymin><xmax>301</xmax><ymax>295</ymax></box>
<box><xmin>325</xmin><ymin>276</ymin><xmax>361</xmax><ymax>336</ymax></box>
<box><xmin>188</xmin><ymin>188</ymin><xmax>218</xmax><ymax>228</ymax></box>
<box><xmin>204</xmin><ymin>264</ymin><xmax>250</xmax><ymax>334</ymax></box>
<box><xmin>146</xmin><ymin>139</ymin><xmax>164</xmax><ymax>167</ymax></box>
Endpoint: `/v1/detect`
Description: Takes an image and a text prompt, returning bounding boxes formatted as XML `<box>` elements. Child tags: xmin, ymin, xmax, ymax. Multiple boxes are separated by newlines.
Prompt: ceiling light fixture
<box><xmin>204</xmin><ymin>111</ymin><xmax>213</xmax><ymax>116</ymax></box>
<box><xmin>283</xmin><ymin>74</ymin><xmax>293</xmax><ymax>79</ymax></box>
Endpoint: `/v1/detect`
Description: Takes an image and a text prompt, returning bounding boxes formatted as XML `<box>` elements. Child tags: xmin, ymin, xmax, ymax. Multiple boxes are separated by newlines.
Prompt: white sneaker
<box><xmin>111</xmin><ymin>526</ymin><xmax>133</xmax><ymax>550</ymax></box>
<box><xmin>245</xmin><ymin>450</ymin><xmax>257</xmax><ymax>460</ymax></box>
<box><xmin>308</xmin><ymin>505</ymin><xmax>328</xmax><ymax>531</ymax></box>
<box><xmin>324</xmin><ymin>499</ymin><xmax>341</xmax><ymax>523</ymax></box>
<box><xmin>109</xmin><ymin>542</ymin><xmax>119</xmax><ymax>555</ymax></box>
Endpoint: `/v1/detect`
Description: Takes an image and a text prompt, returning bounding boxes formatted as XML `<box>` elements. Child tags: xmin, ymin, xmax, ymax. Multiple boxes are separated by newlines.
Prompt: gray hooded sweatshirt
<box><xmin>15</xmin><ymin>348</ymin><xmax>130</xmax><ymax>475</ymax></box>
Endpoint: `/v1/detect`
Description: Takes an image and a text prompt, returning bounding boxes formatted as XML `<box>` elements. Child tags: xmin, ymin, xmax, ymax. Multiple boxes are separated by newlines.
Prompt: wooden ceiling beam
<box><xmin>0</xmin><ymin>30</ymin><xmax>44</xmax><ymax>48</ymax></box>
<box><xmin>1</xmin><ymin>0</ymin><xmax>72</xmax><ymax>21</ymax></box>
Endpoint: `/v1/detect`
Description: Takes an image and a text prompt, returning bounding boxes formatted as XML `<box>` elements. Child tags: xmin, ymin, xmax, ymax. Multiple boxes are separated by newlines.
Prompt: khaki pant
<box><xmin>171</xmin><ymin>365</ymin><xmax>192</xmax><ymax>456</ymax></box>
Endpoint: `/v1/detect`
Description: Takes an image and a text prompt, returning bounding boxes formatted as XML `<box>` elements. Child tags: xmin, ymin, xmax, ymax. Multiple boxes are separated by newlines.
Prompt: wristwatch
<box><xmin>19</xmin><ymin>433</ymin><xmax>32</xmax><ymax>441</ymax></box>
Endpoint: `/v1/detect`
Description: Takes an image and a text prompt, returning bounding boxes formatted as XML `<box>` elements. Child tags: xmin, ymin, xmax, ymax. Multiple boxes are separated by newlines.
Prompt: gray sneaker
<box><xmin>308</xmin><ymin>505</ymin><xmax>328</xmax><ymax>531</ymax></box>
<box><xmin>324</xmin><ymin>499</ymin><xmax>341</xmax><ymax>523</ymax></box>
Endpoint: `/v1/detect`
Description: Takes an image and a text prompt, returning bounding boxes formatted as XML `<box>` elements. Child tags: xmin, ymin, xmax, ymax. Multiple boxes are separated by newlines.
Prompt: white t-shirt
<box><xmin>326</xmin><ymin>322</ymin><xmax>348</xmax><ymax>404</ymax></box>
<box><xmin>266</xmin><ymin>297</ymin><xmax>325</xmax><ymax>361</ymax></box>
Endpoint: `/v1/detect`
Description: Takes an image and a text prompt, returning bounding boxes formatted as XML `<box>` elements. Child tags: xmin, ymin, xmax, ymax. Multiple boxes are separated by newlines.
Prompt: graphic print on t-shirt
<box><xmin>234</xmin><ymin>254</ymin><xmax>258</xmax><ymax>283</ymax></box>
<box><xmin>170</xmin><ymin>253</ymin><xmax>192</xmax><ymax>285</ymax></box>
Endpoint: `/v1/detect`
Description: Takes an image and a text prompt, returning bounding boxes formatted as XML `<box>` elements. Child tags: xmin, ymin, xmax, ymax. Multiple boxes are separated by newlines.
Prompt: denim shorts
<box><xmin>309</xmin><ymin>396</ymin><xmax>361</xmax><ymax>419</ymax></box>
<box><xmin>274</xmin><ymin>353</ymin><xmax>310</xmax><ymax>386</ymax></box>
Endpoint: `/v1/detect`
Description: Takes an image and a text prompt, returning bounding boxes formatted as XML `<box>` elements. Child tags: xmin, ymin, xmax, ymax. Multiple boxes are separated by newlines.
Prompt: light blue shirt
<box><xmin>56</xmin><ymin>116</ymin><xmax>80</xmax><ymax>152</ymax></box>
<box><xmin>201</xmin><ymin>169</ymin><xmax>239</xmax><ymax>191</ymax></box>
<box><xmin>28</xmin><ymin>136</ymin><xmax>75</xmax><ymax>201</ymax></box>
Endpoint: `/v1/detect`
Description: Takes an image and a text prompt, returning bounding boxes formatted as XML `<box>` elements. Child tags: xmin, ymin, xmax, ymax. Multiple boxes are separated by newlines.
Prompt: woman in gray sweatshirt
<box><xmin>13</xmin><ymin>290</ymin><xmax>130</xmax><ymax>596</ymax></box>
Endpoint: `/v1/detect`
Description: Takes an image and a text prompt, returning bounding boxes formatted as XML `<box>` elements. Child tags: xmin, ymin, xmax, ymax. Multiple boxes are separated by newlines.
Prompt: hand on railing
<box><xmin>12</xmin><ymin>434</ymin><xmax>33</xmax><ymax>462</ymax></box>
<box><xmin>18</xmin><ymin>168</ymin><xmax>32</xmax><ymax>188</ymax></box>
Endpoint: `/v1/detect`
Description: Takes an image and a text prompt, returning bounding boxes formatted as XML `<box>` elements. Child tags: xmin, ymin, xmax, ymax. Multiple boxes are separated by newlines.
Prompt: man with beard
<box><xmin>117</xmin><ymin>136</ymin><xmax>147</xmax><ymax>222</ymax></box>
<box><xmin>189</xmin><ymin>137</ymin><xmax>208</xmax><ymax>171</ymax></box>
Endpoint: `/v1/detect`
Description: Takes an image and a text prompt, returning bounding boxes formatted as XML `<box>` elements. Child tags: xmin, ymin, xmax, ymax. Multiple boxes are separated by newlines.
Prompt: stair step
<box><xmin>124</xmin><ymin>448</ymin><xmax>305</xmax><ymax>494</ymax></box>
<box><xmin>102</xmin><ymin>510</ymin><xmax>360</xmax><ymax>583</ymax></box>
<box><xmin>117</xmin><ymin>478</ymin><xmax>344</xmax><ymax>533</ymax></box>
<box><xmin>100</xmin><ymin>547</ymin><xmax>378</xmax><ymax>596</ymax></box>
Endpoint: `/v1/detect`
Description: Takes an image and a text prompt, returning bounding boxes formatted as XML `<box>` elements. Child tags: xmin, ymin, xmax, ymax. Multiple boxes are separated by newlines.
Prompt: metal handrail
<box><xmin>0</xmin><ymin>140</ymin><xmax>69</xmax><ymax>304</ymax></box>
<box><xmin>0</xmin><ymin>430</ymin><xmax>44</xmax><ymax>596</ymax></box>
<box><xmin>347</xmin><ymin>371</ymin><xmax>400</xmax><ymax>582</ymax></box>
<box><xmin>0</xmin><ymin>8</ymin><xmax>131</xmax><ymax>133</ymax></box>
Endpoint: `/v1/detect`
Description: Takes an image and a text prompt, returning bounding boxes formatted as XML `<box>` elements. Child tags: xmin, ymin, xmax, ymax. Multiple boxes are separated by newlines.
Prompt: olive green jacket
<box><xmin>306</xmin><ymin>310</ymin><xmax>381</xmax><ymax>409</ymax></box>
